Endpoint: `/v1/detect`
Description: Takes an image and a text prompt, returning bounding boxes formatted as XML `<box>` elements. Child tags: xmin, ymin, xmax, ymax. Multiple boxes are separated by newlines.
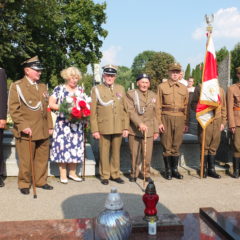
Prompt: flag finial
<box><xmin>205</xmin><ymin>14</ymin><xmax>214</xmax><ymax>33</ymax></box>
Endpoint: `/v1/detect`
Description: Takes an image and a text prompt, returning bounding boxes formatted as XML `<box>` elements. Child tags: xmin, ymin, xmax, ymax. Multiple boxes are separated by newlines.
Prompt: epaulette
<box><xmin>14</xmin><ymin>80</ymin><xmax>22</xmax><ymax>84</ymax></box>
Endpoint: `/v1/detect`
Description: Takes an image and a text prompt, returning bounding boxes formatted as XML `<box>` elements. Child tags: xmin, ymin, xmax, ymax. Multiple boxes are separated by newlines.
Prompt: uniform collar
<box><xmin>168</xmin><ymin>79</ymin><xmax>180</xmax><ymax>87</ymax></box>
<box><xmin>137</xmin><ymin>89</ymin><xmax>148</xmax><ymax>97</ymax></box>
<box><xmin>25</xmin><ymin>76</ymin><xmax>37</xmax><ymax>85</ymax></box>
<box><xmin>103</xmin><ymin>82</ymin><xmax>114</xmax><ymax>89</ymax></box>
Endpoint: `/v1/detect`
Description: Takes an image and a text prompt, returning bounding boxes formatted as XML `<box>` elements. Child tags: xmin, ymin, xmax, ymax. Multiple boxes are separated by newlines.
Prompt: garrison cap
<box><xmin>21</xmin><ymin>56</ymin><xmax>44</xmax><ymax>71</ymax></box>
<box><xmin>136</xmin><ymin>73</ymin><xmax>150</xmax><ymax>82</ymax></box>
<box><xmin>102</xmin><ymin>64</ymin><xmax>118</xmax><ymax>75</ymax></box>
<box><xmin>169</xmin><ymin>63</ymin><xmax>182</xmax><ymax>71</ymax></box>
<box><xmin>236</xmin><ymin>66</ymin><xmax>240</xmax><ymax>74</ymax></box>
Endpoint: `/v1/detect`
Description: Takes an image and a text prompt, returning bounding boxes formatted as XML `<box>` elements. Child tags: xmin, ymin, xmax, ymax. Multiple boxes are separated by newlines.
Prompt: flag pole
<box><xmin>200</xmin><ymin>128</ymin><xmax>206</xmax><ymax>178</ymax></box>
<box><xmin>199</xmin><ymin>15</ymin><xmax>214</xmax><ymax>179</ymax></box>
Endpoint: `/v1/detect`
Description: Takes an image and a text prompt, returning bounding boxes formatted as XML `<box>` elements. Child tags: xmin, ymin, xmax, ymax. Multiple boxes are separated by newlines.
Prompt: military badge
<box><xmin>116</xmin><ymin>92</ymin><xmax>122</xmax><ymax>99</ymax></box>
<box><xmin>43</xmin><ymin>91</ymin><xmax>49</xmax><ymax>98</ymax></box>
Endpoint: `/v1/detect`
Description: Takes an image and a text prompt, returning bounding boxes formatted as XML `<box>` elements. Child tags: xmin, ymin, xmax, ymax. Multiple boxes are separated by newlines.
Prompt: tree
<box><xmin>231</xmin><ymin>42</ymin><xmax>240</xmax><ymax>83</ymax></box>
<box><xmin>144</xmin><ymin>52</ymin><xmax>175</xmax><ymax>91</ymax></box>
<box><xmin>0</xmin><ymin>0</ymin><xmax>107</xmax><ymax>88</ymax></box>
<box><xmin>131</xmin><ymin>51</ymin><xmax>156</xmax><ymax>78</ymax></box>
<box><xmin>192</xmin><ymin>64</ymin><xmax>203</xmax><ymax>85</ymax></box>
<box><xmin>216</xmin><ymin>47</ymin><xmax>229</xmax><ymax>64</ymax></box>
<box><xmin>81</xmin><ymin>73</ymin><xmax>94</xmax><ymax>96</ymax></box>
<box><xmin>184</xmin><ymin>63</ymin><xmax>191</xmax><ymax>80</ymax></box>
<box><xmin>116</xmin><ymin>66</ymin><xmax>135</xmax><ymax>91</ymax></box>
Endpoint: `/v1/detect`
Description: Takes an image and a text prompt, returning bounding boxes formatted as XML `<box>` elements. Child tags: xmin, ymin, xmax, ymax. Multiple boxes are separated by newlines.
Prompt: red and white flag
<box><xmin>196</xmin><ymin>33</ymin><xmax>220</xmax><ymax>129</ymax></box>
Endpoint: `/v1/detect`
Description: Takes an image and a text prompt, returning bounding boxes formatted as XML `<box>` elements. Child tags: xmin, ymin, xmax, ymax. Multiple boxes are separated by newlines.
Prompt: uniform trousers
<box><xmin>0</xmin><ymin>129</ymin><xmax>4</xmax><ymax>175</ymax></box>
<box><xmin>128</xmin><ymin>135</ymin><xmax>153</xmax><ymax>178</ymax></box>
<box><xmin>199</xmin><ymin>117</ymin><xmax>221</xmax><ymax>155</ymax></box>
<box><xmin>161</xmin><ymin>115</ymin><xmax>185</xmax><ymax>157</ymax></box>
<box><xmin>99</xmin><ymin>134</ymin><xmax>122</xmax><ymax>180</ymax></box>
<box><xmin>16</xmin><ymin>138</ymin><xmax>49</xmax><ymax>189</ymax></box>
<box><xmin>232</xmin><ymin>127</ymin><xmax>240</xmax><ymax>158</ymax></box>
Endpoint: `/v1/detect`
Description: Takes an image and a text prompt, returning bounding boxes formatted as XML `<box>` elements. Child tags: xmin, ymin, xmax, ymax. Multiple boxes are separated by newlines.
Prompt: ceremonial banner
<box><xmin>196</xmin><ymin>33</ymin><xmax>220</xmax><ymax>129</ymax></box>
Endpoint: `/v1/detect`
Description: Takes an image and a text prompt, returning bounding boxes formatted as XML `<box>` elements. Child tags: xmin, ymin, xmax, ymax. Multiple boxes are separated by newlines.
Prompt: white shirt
<box><xmin>178</xmin><ymin>78</ymin><xmax>188</xmax><ymax>87</ymax></box>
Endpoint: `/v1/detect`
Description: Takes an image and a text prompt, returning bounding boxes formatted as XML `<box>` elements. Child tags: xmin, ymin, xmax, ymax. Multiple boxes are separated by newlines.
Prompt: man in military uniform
<box><xmin>192</xmin><ymin>84</ymin><xmax>226</xmax><ymax>178</ymax></box>
<box><xmin>0</xmin><ymin>68</ymin><xmax>7</xmax><ymax>187</ymax></box>
<box><xmin>156</xmin><ymin>63</ymin><xmax>188</xmax><ymax>180</ymax></box>
<box><xmin>8</xmin><ymin>56</ymin><xmax>53</xmax><ymax>194</ymax></box>
<box><xmin>227</xmin><ymin>66</ymin><xmax>240</xmax><ymax>178</ymax></box>
<box><xmin>125</xmin><ymin>74</ymin><xmax>159</xmax><ymax>182</ymax></box>
<box><xmin>90</xmin><ymin>64</ymin><xmax>129</xmax><ymax>185</ymax></box>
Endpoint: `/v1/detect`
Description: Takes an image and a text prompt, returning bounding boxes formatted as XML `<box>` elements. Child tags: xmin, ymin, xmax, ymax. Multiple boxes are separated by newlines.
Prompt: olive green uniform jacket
<box><xmin>90</xmin><ymin>83</ymin><xmax>129</xmax><ymax>134</ymax></box>
<box><xmin>8</xmin><ymin>77</ymin><xmax>53</xmax><ymax>140</ymax></box>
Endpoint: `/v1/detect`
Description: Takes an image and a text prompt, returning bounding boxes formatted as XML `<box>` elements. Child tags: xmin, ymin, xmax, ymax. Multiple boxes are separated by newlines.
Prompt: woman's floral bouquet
<box><xmin>59</xmin><ymin>91</ymin><xmax>91</xmax><ymax>122</ymax></box>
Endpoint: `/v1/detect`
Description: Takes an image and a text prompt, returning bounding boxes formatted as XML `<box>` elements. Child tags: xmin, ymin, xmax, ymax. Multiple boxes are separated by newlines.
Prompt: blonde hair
<box><xmin>60</xmin><ymin>67</ymin><xmax>82</xmax><ymax>81</ymax></box>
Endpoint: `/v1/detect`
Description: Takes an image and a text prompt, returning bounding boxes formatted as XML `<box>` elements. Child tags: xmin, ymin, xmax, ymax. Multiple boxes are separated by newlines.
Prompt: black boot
<box><xmin>207</xmin><ymin>155</ymin><xmax>221</xmax><ymax>179</ymax></box>
<box><xmin>0</xmin><ymin>176</ymin><xmax>4</xmax><ymax>187</ymax></box>
<box><xmin>171</xmin><ymin>156</ymin><xmax>183</xmax><ymax>179</ymax></box>
<box><xmin>232</xmin><ymin>157</ymin><xmax>240</xmax><ymax>178</ymax></box>
<box><xmin>163</xmin><ymin>156</ymin><xmax>172</xmax><ymax>180</ymax></box>
<box><xmin>203</xmin><ymin>155</ymin><xmax>208</xmax><ymax>178</ymax></box>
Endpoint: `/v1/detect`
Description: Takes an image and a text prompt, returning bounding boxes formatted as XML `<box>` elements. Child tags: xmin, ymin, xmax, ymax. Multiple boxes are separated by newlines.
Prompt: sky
<box><xmin>94</xmin><ymin>0</ymin><xmax>240</xmax><ymax>71</ymax></box>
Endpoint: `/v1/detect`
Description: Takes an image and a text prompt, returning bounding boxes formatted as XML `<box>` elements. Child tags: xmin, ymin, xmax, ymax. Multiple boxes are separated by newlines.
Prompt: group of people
<box><xmin>1</xmin><ymin>56</ymin><xmax>240</xmax><ymax>195</ymax></box>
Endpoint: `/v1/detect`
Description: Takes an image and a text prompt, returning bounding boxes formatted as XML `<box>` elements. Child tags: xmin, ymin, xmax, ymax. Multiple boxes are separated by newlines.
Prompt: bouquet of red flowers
<box><xmin>59</xmin><ymin>92</ymin><xmax>91</xmax><ymax>122</ymax></box>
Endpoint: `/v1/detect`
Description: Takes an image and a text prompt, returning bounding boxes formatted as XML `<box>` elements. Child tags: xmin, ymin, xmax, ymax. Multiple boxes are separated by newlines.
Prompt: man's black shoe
<box><xmin>138</xmin><ymin>175</ymin><xmax>152</xmax><ymax>182</ymax></box>
<box><xmin>0</xmin><ymin>176</ymin><xmax>5</xmax><ymax>187</ymax></box>
<box><xmin>20</xmin><ymin>188</ymin><xmax>30</xmax><ymax>195</ymax></box>
<box><xmin>145</xmin><ymin>177</ymin><xmax>153</xmax><ymax>182</ymax></box>
<box><xmin>38</xmin><ymin>184</ymin><xmax>54</xmax><ymax>190</ymax></box>
<box><xmin>101</xmin><ymin>179</ymin><xmax>109</xmax><ymax>185</ymax></box>
<box><xmin>129</xmin><ymin>177</ymin><xmax>137</xmax><ymax>182</ymax></box>
<box><xmin>111</xmin><ymin>177</ymin><xmax>124</xmax><ymax>184</ymax></box>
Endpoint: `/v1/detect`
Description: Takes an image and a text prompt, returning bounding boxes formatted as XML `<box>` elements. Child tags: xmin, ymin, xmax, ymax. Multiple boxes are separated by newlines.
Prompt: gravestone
<box><xmin>216</xmin><ymin>53</ymin><xmax>232</xmax><ymax>163</ymax></box>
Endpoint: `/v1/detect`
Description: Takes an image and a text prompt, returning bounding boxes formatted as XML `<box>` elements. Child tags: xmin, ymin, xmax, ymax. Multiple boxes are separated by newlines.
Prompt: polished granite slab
<box><xmin>1</xmin><ymin>210</ymin><xmax>240</xmax><ymax>240</ymax></box>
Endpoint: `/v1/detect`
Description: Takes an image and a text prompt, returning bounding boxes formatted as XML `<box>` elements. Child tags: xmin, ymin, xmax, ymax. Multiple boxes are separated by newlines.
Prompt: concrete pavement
<box><xmin>0</xmin><ymin>172</ymin><xmax>240</xmax><ymax>222</ymax></box>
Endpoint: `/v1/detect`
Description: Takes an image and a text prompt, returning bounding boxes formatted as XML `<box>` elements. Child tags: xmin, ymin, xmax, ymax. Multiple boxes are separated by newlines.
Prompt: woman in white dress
<box><xmin>49</xmin><ymin>67</ymin><xmax>85</xmax><ymax>183</ymax></box>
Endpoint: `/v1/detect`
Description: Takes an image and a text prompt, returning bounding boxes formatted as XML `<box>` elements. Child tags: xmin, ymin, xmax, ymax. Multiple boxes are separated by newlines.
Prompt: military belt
<box><xmin>233</xmin><ymin>107</ymin><xmax>240</xmax><ymax>111</ymax></box>
<box><xmin>162</xmin><ymin>107</ymin><xmax>184</xmax><ymax>113</ymax></box>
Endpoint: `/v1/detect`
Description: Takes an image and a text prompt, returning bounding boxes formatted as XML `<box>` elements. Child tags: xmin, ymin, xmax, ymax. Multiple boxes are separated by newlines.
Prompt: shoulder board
<box><xmin>14</xmin><ymin>79</ymin><xmax>22</xmax><ymax>84</ymax></box>
<box><xmin>127</xmin><ymin>89</ymin><xmax>135</xmax><ymax>94</ymax></box>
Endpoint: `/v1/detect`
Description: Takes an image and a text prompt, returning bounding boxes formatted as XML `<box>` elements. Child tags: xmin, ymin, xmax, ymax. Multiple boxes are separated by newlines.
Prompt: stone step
<box><xmin>3</xmin><ymin>130</ymin><xmax>95</xmax><ymax>177</ymax></box>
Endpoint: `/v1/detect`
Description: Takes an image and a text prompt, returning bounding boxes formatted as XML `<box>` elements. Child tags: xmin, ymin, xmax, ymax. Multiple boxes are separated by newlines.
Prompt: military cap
<box><xmin>102</xmin><ymin>64</ymin><xmax>118</xmax><ymax>75</ymax></box>
<box><xmin>21</xmin><ymin>56</ymin><xmax>44</xmax><ymax>71</ymax></box>
<box><xmin>236</xmin><ymin>66</ymin><xmax>240</xmax><ymax>74</ymax></box>
<box><xmin>169</xmin><ymin>63</ymin><xmax>181</xmax><ymax>71</ymax></box>
<box><xmin>136</xmin><ymin>73</ymin><xmax>150</xmax><ymax>82</ymax></box>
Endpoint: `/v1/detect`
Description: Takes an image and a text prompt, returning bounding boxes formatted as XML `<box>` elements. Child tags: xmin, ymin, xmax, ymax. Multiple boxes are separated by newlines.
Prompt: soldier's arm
<box><xmin>90</xmin><ymin>87</ymin><xmax>99</xmax><ymax>133</ymax></box>
<box><xmin>125</xmin><ymin>91</ymin><xmax>142</xmax><ymax>128</ymax></box>
<box><xmin>121</xmin><ymin>89</ymin><xmax>129</xmax><ymax>131</ymax></box>
<box><xmin>0</xmin><ymin>68</ymin><xmax>7</xmax><ymax>122</ymax></box>
<box><xmin>155</xmin><ymin>85</ymin><xmax>163</xmax><ymax>125</ymax></box>
<box><xmin>184</xmin><ymin>87</ymin><xmax>189</xmax><ymax>127</ymax></box>
<box><xmin>221</xmin><ymin>88</ymin><xmax>227</xmax><ymax>127</ymax></box>
<box><xmin>227</xmin><ymin>87</ymin><xmax>235</xmax><ymax>129</ymax></box>
<box><xmin>8</xmin><ymin>83</ymin><xmax>29</xmax><ymax>132</ymax></box>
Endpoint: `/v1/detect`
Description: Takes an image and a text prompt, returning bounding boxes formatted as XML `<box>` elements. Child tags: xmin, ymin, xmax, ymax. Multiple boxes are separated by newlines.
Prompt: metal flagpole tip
<box><xmin>205</xmin><ymin>14</ymin><xmax>214</xmax><ymax>33</ymax></box>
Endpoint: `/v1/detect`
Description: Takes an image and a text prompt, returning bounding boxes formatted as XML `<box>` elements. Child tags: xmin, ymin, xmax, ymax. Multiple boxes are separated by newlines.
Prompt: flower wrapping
<box><xmin>59</xmin><ymin>91</ymin><xmax>91</xmax><ymax>122</ymax></box>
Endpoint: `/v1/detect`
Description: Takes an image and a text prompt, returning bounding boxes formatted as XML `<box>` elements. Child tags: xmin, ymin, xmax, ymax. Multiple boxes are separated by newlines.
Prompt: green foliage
<box><xmin>184</xmin><ymin>64</ymin><xmax>191</xmax><ymax>80</ymax></box>
<box><xmin>0</xmin><ymin>0</ymin><xmax>107</xmax><ymax>86</ymax></box>
<box><xmin>116</xmin><ymin>66</ymin><xmax>135</xmax><ymax>91</ymax></box>
<box><xmin>144</xmin><ymin>52</ymin><xmax>175</xmax><ymax>91</ymax></box>
<box><xmin>231</xmin><ymin>43</ymin><xmax>240</xmax><ymax>83</ymax></box>
<box><xmin>192</xmin><ymin>64</ymin><xmax>203</xmax><ymax>85</ymax></box>
<box><xmin>131</xmin><ymin>51</ymin><xmax>156</xmax><ymax>78</ymax></box>
<box><xmin>216</xmin><ymin>47</ymin><xmax>229</xmax><ymax>64</ymax></box>
<box><xmin>81</xmin><ymin>74</ymin><xmax>94</xmax><ymax>96</ymax></box>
